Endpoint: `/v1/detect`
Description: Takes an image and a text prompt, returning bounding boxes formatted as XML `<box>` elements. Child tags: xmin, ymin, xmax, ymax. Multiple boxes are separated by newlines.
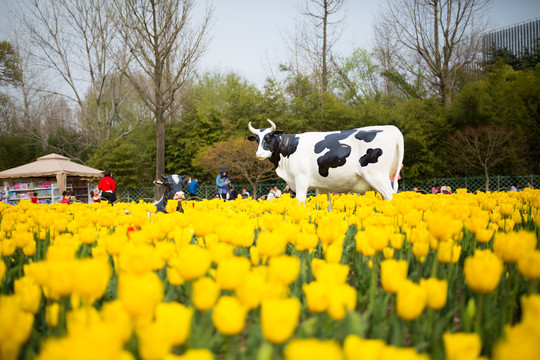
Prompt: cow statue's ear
<box><xmin>273</xmin><ymin>130</ymin><xmax>283</xmax><ymax>136</ymax></box>
<box><xmin>247</xmin><ymin>135</ymin><xmax>257</xmax><ymax>142</ymax></box>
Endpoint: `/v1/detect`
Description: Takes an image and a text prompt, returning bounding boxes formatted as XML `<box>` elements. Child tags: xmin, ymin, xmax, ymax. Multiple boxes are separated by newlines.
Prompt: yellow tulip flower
<box><xmin>396</xmin><ymin>280</ymin><xmax>427</xmax><ymax>321</ymax></box>
<box><xmin>420</xmin><ymin>278</ymin><xmax>448</xmax><ymax>310</ymax></box>
<box><xmin>192</xmin><ymin>277</ymin><xmax>219</xmax><ymax>311</ymax></box>
<box><xmin>380</xmin><ymin>259</ymin><xmax>408</xmax><ymax>294</ymax></box>
<box><xmin>443</xmin><ymin>332</ymin><xmax>482</xmax><ymax>360</ymax></box>
<box><xmin>464</xmin><ymin>250</ymin><xmax>503</xmax><ymax>294</ymax></box>
<box><xmin>261</xmin><ymin>297</ymin><xmax>301</xmax><ymax>344</ymax></box>
<box><xmin>284</xmin><ymin>338</ymin><xmax>343</xmax><ymax>360</ymax></box>
<box><xmin>211</xmin><ymin>296</ymin><xmax>246</xmax><ymax>336</ymax></box>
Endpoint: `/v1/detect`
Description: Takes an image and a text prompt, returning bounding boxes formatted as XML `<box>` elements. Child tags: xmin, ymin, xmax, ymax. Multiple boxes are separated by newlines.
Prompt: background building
<box><xmin>483</xmin><ymin>18</ymin><xmax>540</xmax><ymax>61</ymax></box>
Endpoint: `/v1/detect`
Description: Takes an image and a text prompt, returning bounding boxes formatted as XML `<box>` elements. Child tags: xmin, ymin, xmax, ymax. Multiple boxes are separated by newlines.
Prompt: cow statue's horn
<box><xmin>267</xmin><ymin>119</ymin><xmax>276</xmax><ymax>132</ymax></box>
<box><xmin>248</xmin><ymin>122</ymin><xmax>258</xmax><ymax>134</ymax></box>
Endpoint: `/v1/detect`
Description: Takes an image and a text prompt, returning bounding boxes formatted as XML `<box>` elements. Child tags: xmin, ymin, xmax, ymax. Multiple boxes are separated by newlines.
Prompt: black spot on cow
<box><xmin>314</xmin><ymin>130</ymin><xmax>356</xmax><ymax>177</ymax></box>
<box><xmin>269</xmin><ymin>134</ymin><xmax>300</xmax><ymax>168</ymax></box>
<box><xmin>360</xmin><ymin>148</ymin><xmax>383</xmax><ymax>167</ymax></box>
<box><xmin>355</xmin><ymin>129</ymin><xmax>382</xmax><ymax>143</ymax></box>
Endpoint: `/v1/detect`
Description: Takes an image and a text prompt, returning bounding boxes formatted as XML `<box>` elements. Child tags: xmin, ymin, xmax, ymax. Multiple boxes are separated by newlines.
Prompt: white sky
<box><xmin>1</xmin><ymin>0</ymin><xmax>539</xmax><ymax>89</ymax></box>
<box><xmin>199</xmin><ymin>0</ymin><xmax>540</xmax><ymax>87</ymax></box>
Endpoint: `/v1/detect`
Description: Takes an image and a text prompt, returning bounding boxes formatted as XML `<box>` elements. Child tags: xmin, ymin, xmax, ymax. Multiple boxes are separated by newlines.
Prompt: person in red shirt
<box><xmin>60</xmin><ymin>191</ymin><xmax>71</xmax><ymax>205</ymax></box>
<box><xmin>98</xmin><ymin>169</ymin><xmax>117</xmax><ymax>204</ymax></box>
<box><xmin>31</xmin><ymin>192</ymin><xmax>39</xmax><ymax>204</ymax></box>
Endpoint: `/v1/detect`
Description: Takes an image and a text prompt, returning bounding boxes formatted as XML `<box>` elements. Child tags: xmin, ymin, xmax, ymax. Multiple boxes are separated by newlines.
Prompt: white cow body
<box><xmin>248</xmin><ymin>120</ymin><xmax>404</xmax><ymax>203</ymax></box>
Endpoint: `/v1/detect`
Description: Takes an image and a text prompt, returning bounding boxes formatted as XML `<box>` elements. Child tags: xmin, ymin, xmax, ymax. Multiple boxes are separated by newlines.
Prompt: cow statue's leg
<box><xmin>327</xmin><ymin>193</ymin><xmax>332</xmax><ymax>212</ymax></box>
<box><xmin>294</xmin><ymin>180</ymin><xmax>309</xmax><ymax>204</ymax></box>
<box><xmin>358</xmin><ymin>171</ymin><xmax>395</xmax><ymax>200</ymax></box>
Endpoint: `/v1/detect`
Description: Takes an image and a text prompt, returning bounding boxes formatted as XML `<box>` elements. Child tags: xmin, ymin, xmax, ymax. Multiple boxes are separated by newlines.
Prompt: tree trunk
<box><xmin>154</xmin><ymin>110</ymin><xmax>166</xmax><ymax>200</ymax></box>
<box><xmin>484</xmin><ymin>163</ymin><xmax>489</xmax><ymax>192</ymax></box>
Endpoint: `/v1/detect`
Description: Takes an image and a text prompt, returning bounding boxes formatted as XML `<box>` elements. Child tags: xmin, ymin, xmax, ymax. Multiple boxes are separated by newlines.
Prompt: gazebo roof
<box><xmin>0</xmin><ymin>153</ymin><xmax>103</xmax><ymax>179</ymax></box>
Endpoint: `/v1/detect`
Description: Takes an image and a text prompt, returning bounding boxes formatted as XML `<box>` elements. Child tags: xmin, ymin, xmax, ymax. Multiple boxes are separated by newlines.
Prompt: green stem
<box><xmin>475</xmin><ymin>293</ymin><xmax>485</xmax><ymax>338</ymax></box>
<box><xmin>368</xmin><ymin>254</ymin><xmax>379</xmax><ymax>313</ymax></box>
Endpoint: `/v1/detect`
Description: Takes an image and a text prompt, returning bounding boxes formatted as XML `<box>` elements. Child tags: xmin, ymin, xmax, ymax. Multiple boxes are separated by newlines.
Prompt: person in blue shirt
<box><xmin>188</xmin><ymin>177</ymin><xmax>200</xmax><ymax>200</ymax></box>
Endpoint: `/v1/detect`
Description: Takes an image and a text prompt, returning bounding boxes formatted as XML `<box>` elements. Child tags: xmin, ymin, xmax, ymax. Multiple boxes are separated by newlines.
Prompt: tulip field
<box><xmin>1</xmin><ymin>189</ymin><xmax>539</xmax><ymax>360</ymax></box>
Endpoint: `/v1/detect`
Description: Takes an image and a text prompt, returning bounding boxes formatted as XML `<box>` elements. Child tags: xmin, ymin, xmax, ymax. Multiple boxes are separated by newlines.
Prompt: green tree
<box><xmin>166</xmin><ymin>72</ymin><xmax>265</xmax><ymax>182</ymax></box>
<box><xmin>195</xmin><ymin>138</ymin><xmax>277</xmax><ymax>199</ymax></box>
<box><xmin>0</xmin><ymin>41</ymin><xmax>22</xmax><ymax>87</ymax></box>
<box><xmin>113</xmin><ymin>0</ymin><xmax>212</xmax><ymax>199</ymax></box>
<box><xmin>445</xmin><ymin>126</ymin><xmax>525</xmax><ymax>190</ymax></box>
<box><xmin>331</xmin><ymin>48</ymin><xmax>381</xmax><ymax>105</ymax></box>
<box><xmin>386</xmin><ymin>99</ymin><xmax>450</xmax><ymax>178</ymax></box>
<box><xmin>449</xmin><ymin>63</ymin><xmax>540</xmax><ymax>173</ymax></box>
<box><xmin>88</xmin><ymin>122</ymin><xmax>156</xmax><ymax>188</ymax></box>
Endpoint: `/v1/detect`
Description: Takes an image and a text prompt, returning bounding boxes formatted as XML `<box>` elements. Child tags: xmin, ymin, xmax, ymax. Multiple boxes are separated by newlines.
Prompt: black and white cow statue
<box><xmin>152</xmin><ymin>174</ymin><xmax>188</xmax><ymax>213</ymax></box>
<box><xmin>248</xmin><ymin>119</ymin><xmax>404</xmax><ymax>203</ymax></box>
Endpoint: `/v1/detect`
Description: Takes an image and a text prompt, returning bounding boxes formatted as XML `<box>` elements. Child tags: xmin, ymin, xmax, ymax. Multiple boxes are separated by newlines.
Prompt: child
<box><xmin>31</xmin><ymin>192</ymin><xmax>39</xmax><ymax>204</ymax></box>
<box><xmin>60</xmin><ymin>191</ymin><xmax>71</xmax><ymax>205</ymax></box>
<box><xmin>90</xmin><ymin>190</ymin><xmax>101</xmax><ymax>203</ymax></box>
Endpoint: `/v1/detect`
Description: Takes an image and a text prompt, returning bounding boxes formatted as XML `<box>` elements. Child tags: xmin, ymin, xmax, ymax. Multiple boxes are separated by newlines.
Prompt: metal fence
<box><xmin>116</xmin><ymin>174</ymin><xmax>539</xmax><ymax>202</ymax></box>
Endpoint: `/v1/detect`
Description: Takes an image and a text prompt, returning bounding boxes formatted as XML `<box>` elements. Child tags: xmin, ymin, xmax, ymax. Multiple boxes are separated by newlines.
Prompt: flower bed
<box><xmin>0</xmin><ymin>189</ymin><xmax>539</xmax><ymax>360</ymax></box>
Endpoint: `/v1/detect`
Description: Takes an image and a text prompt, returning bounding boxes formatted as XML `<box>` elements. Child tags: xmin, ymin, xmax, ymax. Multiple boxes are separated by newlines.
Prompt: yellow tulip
<box><xmin>464</xmin><ymin>250</ymin><xmax>503</xmax><ymax>294</ymax></box>
<box><xmin>175</xmin><ymin>245</ymin><xmax>211</xmax><ymax>281</ymax></box>
<box><xmin>518</xmin><ymin>251</ymin><xmax>540</xmax><ymax>280</ymax></box>
<box><xmin>475</xmin><ymin>228</ymin><xmax>494</xmax><ymax>243</ymax></box>
<box><xmin>192</xmin><ymin>277</ymin><xmax>219</xmax><ymax>311</ymax></box>
<box><xmin>344</xmin><ymin>335</ymin><xmax>386</xmax><ymax>360</ymax></box>
<box><xmin>314</xmin><ymin>262</ymin><xmax>349</xmax><ymax>285</ymax></box>
<box><xmin>420</xmin><ymin>278</ymin><xmax>448</xmax><ymax>310</ymax></box>
<box><xmin>211</xmin><ymin>296</ymin><xmax>246</xmax><ymax>336</ymax></box>
<box><xmin>72</xmin><ymin>259</ymin><xmax>111</xmax><ymax>302</ymax></box>
<box><xmin>284</xmin><ymin>338</ymin><xmax>343</xmax><ymax>360</ymax></box>
<box><xmin>236</xmin><ymin>270</ymin><xmax>267</xmax><ymax>310</ymax></box>
<box><xmin>14</xmin><ymin>276</ymin><xmax>42</xmax><ymax>314</ymax></box>
<box><xmin>303</xmin><ymin>281</ymin><xmax>329</xmax><ymax>313</ymax></box>
<box><xmin>118</xmin><ymin>272</ymin><xmax>163</xmax><ymax>318</ymax></box>
<box><xmin>256</xmin><ymin>231</ymin><xmax>287</xmax><ymax>257</ymax></box>
<box><xmin>327</xmin><ymin>283</ymin><xmax>357</xmax><ymax>320</ymax></box>
<box><xmin>249</xmin><ymin>246</ymin><xmax>260</xmax><ymax>266</ymax></box>
<box><xmin>295</xmin><ymin>232</ymin><xmax>319</xmax><ymax>252</ymax></box>
<box><xmin>0</xmin><ymin>260</ymin><xmax>6</xmax><ymax>282</ymax></box>
<box><xmin>261</xmin><ymin>297</ymin><xmax>301</xmax><ymax>344</ymax></box>
<box><xmin>45</xmin><ymin>302</ymin><xmax>59</xmax><ymax>328</ymax></box>
<box><xmin>396</xmin><ymin>280</ymin><xmax>427</xmax><ymax>321</ymax></box>
<box><xmin>0</xmin><ymin>295</ymin><xmax>34</xmax><ymax>360</ymax></box>
<box><xmin>380</xmin><ymin>259</ymin><xmax>408</xmax><ymax>294</ymax></box>
<box><xmin>164</xmin><ymin>349</ymin><xmax>214</xmax><ymax>360</ymax></box>
<box><xmin>167</xmin><ymin>266</ymin><xmax>185</xmax><ymax>286</ymax></box>
<box><xmin>493</xmin><ymin>230</ymin><xmax>537</xmax><ymax>263</ymax></box>
<box><xmin>437</xmin><ymin>241</ymin><xmax>461</xmax><ymax>264</ymax></box>
<box><xmin>443</xmin><ymin>332</ymin><xmax>481</xmax><ymax>360</ymax></box>
<box><xmin>268</xmin><ymin>255</ymin><xmax>300</xmax><ymax>285</ymax></box>
<box><xmin>216</xmin><ymin>256</ymin><xmax>251</xmax><ymax>290</ymax></box>
<box><xmin>155</xmin><ymin>302</ymin><xmax>193</xmax><ymax>345</ymax></box>
<box><xmin>381</xmin><ymin>345</ymin><xmax>431</xmax><ymax>360</ymax></box>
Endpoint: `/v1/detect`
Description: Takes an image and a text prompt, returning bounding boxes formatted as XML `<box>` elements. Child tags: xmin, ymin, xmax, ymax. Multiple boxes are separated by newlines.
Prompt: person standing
<box><xmin>188</xmin><ymin>178</ymin><xmax>200</xmax><ymax>199</ymax></box>
<box><xmin>31</xmin><ymin>192</ymin><xmax>39</xmax><ymax>204</ymax></box>
<box><xmin>216</xmin><ymin>167</ymin><xmax>230</xmax><ymax>200</ymax></box>
<box><xmin>99</xmin><ymin>169</ymin><xmax>117</xmax><ymax>204</ymax></box>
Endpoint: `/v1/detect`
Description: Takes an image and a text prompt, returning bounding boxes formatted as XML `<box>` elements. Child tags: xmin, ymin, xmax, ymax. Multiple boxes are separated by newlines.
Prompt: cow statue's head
<box><xmin>153</xmin><ymin>174</ymin><xmax>188</xmax><ymax>200</ymax></box>
<box><xmin>247</xmin><ymin>119</ymin><xmax>283</xmax><ymax>160</ymax></box>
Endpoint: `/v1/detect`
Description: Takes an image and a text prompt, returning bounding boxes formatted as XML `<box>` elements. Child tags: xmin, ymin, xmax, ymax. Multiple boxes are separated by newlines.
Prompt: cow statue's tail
<box><xmin>392</xmin><ymin>130</ymin><xmax>405</xmax><ymax>194</ymax></box>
